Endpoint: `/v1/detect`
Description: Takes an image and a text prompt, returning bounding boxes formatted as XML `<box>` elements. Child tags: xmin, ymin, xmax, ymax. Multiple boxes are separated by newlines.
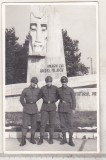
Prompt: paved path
<box><xmin>5</xmin><ymin>138</ymin><xmax>97</xmax><ymax>153</ymax></box>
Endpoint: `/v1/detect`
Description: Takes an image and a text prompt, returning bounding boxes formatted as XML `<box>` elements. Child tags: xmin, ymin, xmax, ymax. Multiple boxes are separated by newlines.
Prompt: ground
<box><xmin>5</xmin><ymin>138</ymin><xmax>97</xmax><ymax>153</ymax></box>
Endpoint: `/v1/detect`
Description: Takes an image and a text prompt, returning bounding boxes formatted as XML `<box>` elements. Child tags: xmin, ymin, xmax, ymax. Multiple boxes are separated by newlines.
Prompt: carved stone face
<box><xmin>29</xmin><ymin>12</ymin><xmax>47</xmax><ymax>56</ymax></box>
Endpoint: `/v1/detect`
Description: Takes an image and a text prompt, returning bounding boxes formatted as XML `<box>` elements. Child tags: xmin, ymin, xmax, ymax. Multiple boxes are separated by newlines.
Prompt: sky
<box><xmin>5</xmin><ymin>3</ymin><xmax>98</xmax><ymax>72</ymax></box>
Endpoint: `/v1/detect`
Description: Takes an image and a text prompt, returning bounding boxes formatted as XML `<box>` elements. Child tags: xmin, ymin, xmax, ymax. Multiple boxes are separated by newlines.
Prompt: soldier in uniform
<box><xmin>20</xmin><ymin>77</ymin><xmax>40</xmax><ymax>146</ymax></box>
<box><xmin>38</xmin><ymin>76</ymin><xmax>58</xmax><ymax>145</ymax></box>
<box><xmin>58</xmin><ymin>76</ymin><xmax>76</xmax><ymax>146</ymax></box>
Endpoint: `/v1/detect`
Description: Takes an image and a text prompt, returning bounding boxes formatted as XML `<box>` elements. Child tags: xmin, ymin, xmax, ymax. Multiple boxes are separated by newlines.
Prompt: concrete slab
<box><xmin>4</xmin><ymin>138</ymin><xmax>97</xmax><ymax>153</ymax></box>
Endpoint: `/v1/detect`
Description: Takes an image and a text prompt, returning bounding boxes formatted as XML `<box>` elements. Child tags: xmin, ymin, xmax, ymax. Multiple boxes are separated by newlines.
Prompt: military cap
<box><xmin>61</xmin><ymin>76</ymin><xmax>68</xmax><ymax>83</ymax></box>
<box><xmin>45</xmin><ymin>76</ymin><xmax>53</xmax><ymax>82</ymax></box>
<box><xmin>31</xmin><ymin>77</ymin><xmax>38</xmax><ymax>84</ymax></box>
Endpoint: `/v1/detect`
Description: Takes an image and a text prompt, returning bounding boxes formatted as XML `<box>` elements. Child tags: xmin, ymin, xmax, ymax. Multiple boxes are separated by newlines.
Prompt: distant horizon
<box><xmin>4</xmin><ymin>3</ymin><xmax>98</xmax><ymax>72</ymax></box>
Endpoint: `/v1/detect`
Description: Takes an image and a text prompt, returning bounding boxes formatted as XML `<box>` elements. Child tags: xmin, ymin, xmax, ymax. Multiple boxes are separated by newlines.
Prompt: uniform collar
<box><xmin>62</xmin><ymin>86</ymin><xmax>68</xmax><ymax>89</ymax></box>
<box><xmin>29</xmin><ymin>85</ymin><xmax>37</xmax><ymax>89</ymax></box>
<box><xmin>46</xmin><ymin>85</ymin><xmax>52</xmax><ymax>88</ymax></box>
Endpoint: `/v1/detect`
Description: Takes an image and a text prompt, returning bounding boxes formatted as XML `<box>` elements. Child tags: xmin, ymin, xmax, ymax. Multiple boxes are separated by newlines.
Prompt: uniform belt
<box><xmin>43</xmin><ymin>101</ymin><xmax>54</xmax><ymax>104</ymax></box>
<box><xmin>26</xmin><ymin>102</ymin><xmax>36</xmax><ymax>104</ymax></box>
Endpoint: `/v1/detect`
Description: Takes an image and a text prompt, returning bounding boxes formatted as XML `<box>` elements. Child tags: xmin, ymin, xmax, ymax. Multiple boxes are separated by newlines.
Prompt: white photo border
<box><xmin>2</xmin><ymin>1</ymin><xmax>99</xmax><ymax>155</ymax></box>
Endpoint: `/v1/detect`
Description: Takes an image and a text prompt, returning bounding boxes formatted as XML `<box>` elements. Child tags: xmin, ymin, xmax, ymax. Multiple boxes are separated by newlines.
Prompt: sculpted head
<box><xmin>29</xmin><ymin>7</ymin><xmax>47</xmax><ymax>56</ymax></box>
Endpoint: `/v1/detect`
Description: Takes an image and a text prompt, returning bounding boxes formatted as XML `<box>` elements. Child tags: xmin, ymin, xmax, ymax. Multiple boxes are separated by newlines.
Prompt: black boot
<box><xmin>37</xmin><ymin>136</ymin><xmax>43</xmax><ymax>145</ymax></box>
<box><xmin>20</xmin><ymin>136</ymin><xmax>26</xmax><ymax>146</ymax></box>
<box><xmin>30</xmin><ymin>134</ymin><xmax>36</xmax><ymax>144</ymax></box>
<box><xmin>60</xmin><ymin>133</ymin><xmax>67</xmax><ymax>145</ymax></box>
<box><xmin>49</xmin><ymin>135</ymin><xmax>53</xmax><ymax>144</ymax></box>
<box><xmin>68</xmin><ymin>134</ymin><xmax>75</xmax><ymax>146</ymax></box>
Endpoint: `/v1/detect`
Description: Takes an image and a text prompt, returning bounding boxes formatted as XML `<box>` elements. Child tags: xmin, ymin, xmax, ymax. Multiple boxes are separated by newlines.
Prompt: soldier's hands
<box><xmin>48</xmin><ymin>101</ymin><xmax>51</xmax><ymax>104</ymax></box>
<box><xmin>62</xmin><ymin>100</ymin><xmax>66</xmax><ymax>103</ymax></box>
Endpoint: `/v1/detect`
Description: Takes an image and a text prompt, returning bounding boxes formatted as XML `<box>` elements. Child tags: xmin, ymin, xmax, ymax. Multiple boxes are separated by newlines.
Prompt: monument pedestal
<box><xmin>27</xmin><ymin>56</ymin><xmax>66</xmax><ymax>82</ymax></box>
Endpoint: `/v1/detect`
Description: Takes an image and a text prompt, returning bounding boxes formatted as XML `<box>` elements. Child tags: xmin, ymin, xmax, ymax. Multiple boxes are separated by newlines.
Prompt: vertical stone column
<box><xmin>45</xmin><ymin>7</ymin><xmax>67</xmax><ymax>79</ymax></box>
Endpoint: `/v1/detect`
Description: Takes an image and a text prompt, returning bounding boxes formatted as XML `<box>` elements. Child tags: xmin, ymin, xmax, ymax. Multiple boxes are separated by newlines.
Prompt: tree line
<box><xmin>5</xmin><ymin>27</ymin><xmax>88</xmax><ymax>85</ymax></box>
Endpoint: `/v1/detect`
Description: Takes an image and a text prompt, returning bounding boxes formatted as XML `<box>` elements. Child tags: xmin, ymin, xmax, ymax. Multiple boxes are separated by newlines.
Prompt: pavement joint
<box><xmin>78</xmin><ymin>139</ymin><xmax>87</xmax><ymax>151</ymax></box>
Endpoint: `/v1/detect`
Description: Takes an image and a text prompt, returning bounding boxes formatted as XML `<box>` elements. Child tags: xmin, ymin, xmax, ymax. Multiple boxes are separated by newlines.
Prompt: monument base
<box><xmin>27</xmin><ymin>56</ymin><xmax>67</xmax><ymax>82</ymax></box>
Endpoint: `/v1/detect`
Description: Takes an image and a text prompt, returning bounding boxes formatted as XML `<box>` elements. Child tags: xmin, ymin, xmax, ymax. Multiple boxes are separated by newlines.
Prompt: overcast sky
<box><xmin>5</xmin><ymin>3</ymin><xmax>98</xmax><ymax>71</ymax></box>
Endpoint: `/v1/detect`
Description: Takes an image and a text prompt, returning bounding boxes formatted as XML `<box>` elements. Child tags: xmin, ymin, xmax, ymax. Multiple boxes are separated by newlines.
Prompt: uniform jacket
<box><xmin>20</xmin><ymin>86</ymin><xmax>40</xmax><ymax>114</ymax></box>
<box><xmin>38</xmin><ymin>85</ymin><xmax>58</xmax><ymax>111</ymax></box>
<box><xmin>58</xmin><ymin>86</ymin><xmax>76</xmax><ymax>112</ymax></box>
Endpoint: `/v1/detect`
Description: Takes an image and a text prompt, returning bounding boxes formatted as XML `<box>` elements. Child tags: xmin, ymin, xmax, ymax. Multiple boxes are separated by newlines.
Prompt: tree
<box><xmin>14</xmin><ymin>35</ymin><xmax>29</xmax><ymax>83</ymax></box>
<box><xmin>5</xmin><ymin>28</ymin><xmax>29</xmax><ymax>84</ymax></box>
<box><xmin>62</xmin><ymin>30</ymin><xmax>88</xmax><ymax>77</ymax></box>
<box><xmin>5</xmin><ymin>27</ymin><xmax>21</xmax><ymax>84</ymax></box>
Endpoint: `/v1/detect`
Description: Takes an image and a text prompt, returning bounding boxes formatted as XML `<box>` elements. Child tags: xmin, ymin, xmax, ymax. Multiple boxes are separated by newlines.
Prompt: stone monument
<box><xmin>27</xmin><ymin>5</ymin><xmax>67</xmax><ymax>82</ymax></box>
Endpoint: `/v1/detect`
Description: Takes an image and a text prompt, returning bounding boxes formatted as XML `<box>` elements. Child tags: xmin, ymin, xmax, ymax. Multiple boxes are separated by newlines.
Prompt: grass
<box><xmin>5</xmin><ymin>111</ymin><xmax>97</xmax><ymax>132</ymax></box>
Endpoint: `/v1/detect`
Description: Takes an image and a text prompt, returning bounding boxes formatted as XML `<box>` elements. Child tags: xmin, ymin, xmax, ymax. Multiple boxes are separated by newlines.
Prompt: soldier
<box><xmin>20</xmin><ymin>77</ymin><xmax>40</xmax><ymax>146</ymax></box>
<box><xmin>58</xmin><ymin>76</ymin><xmax>76</xmax><ymax>146</ymax></box>
<box><xmin>38</xmin><ymin>76</ymin><xmax>58</xmax><ymax>145</ymax></box>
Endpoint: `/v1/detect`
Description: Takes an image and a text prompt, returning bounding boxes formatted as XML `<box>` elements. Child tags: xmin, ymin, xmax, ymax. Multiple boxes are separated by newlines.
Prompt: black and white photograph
<box><xmin>3</xmin><ymin>2</ymin><xmax>99</xmax><ymax>153</ymax></box>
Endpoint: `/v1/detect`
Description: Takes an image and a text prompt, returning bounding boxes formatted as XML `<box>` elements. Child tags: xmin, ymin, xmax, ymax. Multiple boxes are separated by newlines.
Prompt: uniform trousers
<box><xmin>59</xmin><ymin>111</ymin><xmax>73</xmax><ymax>136</ymax></box>
<box><xmin>22</xmin><ymin>112</ymin><xmax>37</xmax><ymax>136</ymax></box>
<box><xmin>40</xmin><ymin>110</ymin><xmax>56</xmax><ymax>137</ymax></box>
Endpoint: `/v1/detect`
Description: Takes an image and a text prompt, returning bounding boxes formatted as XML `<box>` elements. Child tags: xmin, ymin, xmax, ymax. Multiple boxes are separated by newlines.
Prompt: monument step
<box><xmin>5</xmin><ymin>125</ymin><xmax>97</xmax><ymax>133</ymax></box>
<box><xmin>5</xmin><ymin>131</ymin><xmax>97</xmax><ymax>139</ymax></box>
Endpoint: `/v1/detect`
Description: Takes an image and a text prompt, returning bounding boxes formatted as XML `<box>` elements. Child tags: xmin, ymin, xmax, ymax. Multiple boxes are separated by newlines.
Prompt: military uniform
<box><xmin>58</xmin><ymin>76</ymin><xmax>76</xmax><ymax>146</ymax></box>
<box><xmin>20</xmin><ymin>77</ymin><xmax>40</xmax><ymax>146</ymax></box>
<box><xmin>38</xmin><ymin>76</ymin><xmax>58</xmax><ymax>145</ymax></box>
